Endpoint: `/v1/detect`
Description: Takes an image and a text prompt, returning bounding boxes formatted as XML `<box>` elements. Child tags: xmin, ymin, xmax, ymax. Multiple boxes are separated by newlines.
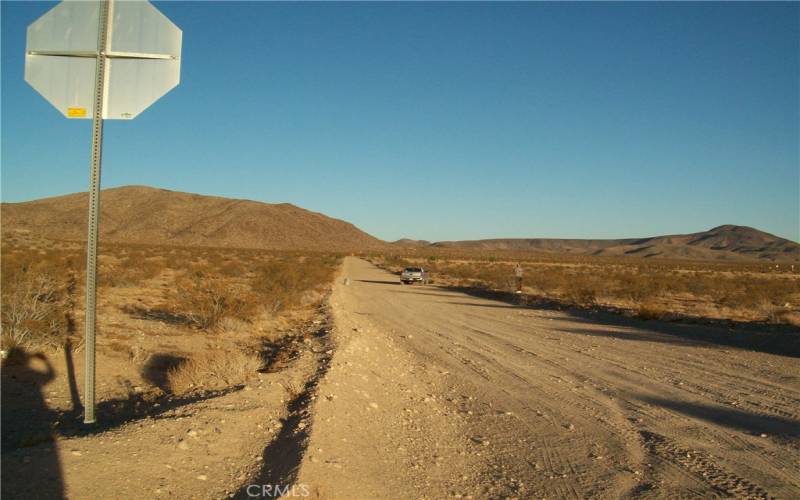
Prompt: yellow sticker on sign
<box><xmin>67</xmin><ymin>107</ymin><xmax>87</xmax><ymax>118</ymax></box>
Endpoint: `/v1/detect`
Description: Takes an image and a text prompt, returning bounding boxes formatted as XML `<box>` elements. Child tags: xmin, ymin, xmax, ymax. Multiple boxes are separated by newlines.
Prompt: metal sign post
<box><xmin>25</xmin><ymin>0</ymin><xmax>182</xmax><ymax>424</ymax></box>
<box><xmin>82</xmin><ymin>0</ymin><xmax>112</xmax><ymax>424</ymax></box>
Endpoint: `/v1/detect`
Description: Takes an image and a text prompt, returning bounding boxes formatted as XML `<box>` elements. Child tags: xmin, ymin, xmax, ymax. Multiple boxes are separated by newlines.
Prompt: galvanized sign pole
<box><xmin>25</xmin><ymin>0</ymin><xmax>182</xmax><ymax>424</ymax></box>
<box><xmin>83</xmin><ymin>0</ymin><xmax>113</xmax><ymax>424</ymax></box>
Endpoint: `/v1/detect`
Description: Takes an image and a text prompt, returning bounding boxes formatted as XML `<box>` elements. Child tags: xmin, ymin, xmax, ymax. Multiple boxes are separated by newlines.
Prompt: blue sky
<box><xmin>2</xmin><ymin>1</ymin><xmax>798</xmax><ymax>242</ymax></box>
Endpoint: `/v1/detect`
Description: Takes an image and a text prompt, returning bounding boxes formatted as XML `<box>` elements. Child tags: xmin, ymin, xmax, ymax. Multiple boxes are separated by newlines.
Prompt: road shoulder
<box><xmin>296</xmin><ymin>260</ymin><xmax>483</xmax><ymax>499</ymax></box>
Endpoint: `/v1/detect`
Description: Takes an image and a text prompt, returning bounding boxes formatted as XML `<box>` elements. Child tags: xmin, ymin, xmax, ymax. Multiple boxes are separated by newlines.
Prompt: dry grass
<box><xmin>369</xmin><ymin>251</ymin><xmax>800</xmax><ymax>325</ymax></box>
<box><xmin>1</xmin><ymin>265</ymin><xmax>76</xmax><ymax>351</ymax></box>
<box><xmin>283</xmin><ymin>380</ymin><xmax>302</xmax><ymax>400</ymax></box>
<box><xmin>166</xmin><ymin>350</ymin><xmax>263</xmax><ymax>394</ymax></box>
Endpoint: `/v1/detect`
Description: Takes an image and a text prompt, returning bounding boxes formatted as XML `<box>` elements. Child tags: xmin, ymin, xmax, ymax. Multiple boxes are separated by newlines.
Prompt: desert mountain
<box><xmin>392</xmin><ymin>238</ymin><xmax>432</xmax><ymax>247</ymax></box>
<box><xmin>1</xmin><ymin>186</ymin><xmax>385</xmax><ymax>252</ymax></box>
<box><xmin>4</xmin><ymin>187</ymin><xmax>796</xmax><ymax>261</ymax></box>
<box><xmin>430</xmin><ymin>225</ymin><xmax>800</xmax><ymax>262</ymax></box>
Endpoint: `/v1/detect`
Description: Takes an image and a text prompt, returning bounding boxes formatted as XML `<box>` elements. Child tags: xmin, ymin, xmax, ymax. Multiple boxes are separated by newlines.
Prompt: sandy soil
<box><xmin>296</xmin><ymin>257</ymin><xmax>799</xmax><ymax>499</ymax></box>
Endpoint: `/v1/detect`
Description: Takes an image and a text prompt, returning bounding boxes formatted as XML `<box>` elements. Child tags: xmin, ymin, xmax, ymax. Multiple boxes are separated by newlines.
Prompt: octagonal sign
<box><xmin>25</xmin><ymin>0</ymin><xmax>182</xmax><ymax>120</ymax></box>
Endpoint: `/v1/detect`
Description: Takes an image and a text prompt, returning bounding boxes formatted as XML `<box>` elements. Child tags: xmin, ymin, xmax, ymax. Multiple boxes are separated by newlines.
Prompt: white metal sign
<box><xmin>24</xmin><ymin>0</ymin><xmax>182</xmax><ymax>425</ymax></box>
<box><xmin>25</xmin><ymin>0</ymin><xmax>182</xmax><ymax>120</ymax></box>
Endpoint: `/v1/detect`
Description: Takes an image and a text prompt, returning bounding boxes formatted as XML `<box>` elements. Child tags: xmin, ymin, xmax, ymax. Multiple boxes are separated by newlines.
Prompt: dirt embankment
<box><xmin>1</xmin><ymin>307</ymin><xmax>336</xmax><ymax>500</ymax></box>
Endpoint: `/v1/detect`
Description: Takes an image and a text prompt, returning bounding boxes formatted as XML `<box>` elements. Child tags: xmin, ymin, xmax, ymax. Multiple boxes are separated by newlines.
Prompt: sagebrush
<box><xmin>166</xmin><ymin>350</ymin><xmax>263</xmax><ymax>394</ymax></box>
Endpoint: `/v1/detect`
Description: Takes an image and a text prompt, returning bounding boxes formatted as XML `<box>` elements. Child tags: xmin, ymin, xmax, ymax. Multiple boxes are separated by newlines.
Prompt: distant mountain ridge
<box><xmin>1</xmin><ymin>186</ymin><xmax>385</xmax><ymax>252</ymax></box>
<box><xmin>417</xmin><ymin>225</ymin><xmax>800</xmax><ymax>262</ymax></box>
<box><xmin>3</xmin><ymin>186</ymin><xmax>796</xmax><ymax>261</ymax></box>
<box><xmin>393</xmin><ymin>238</ymin><xmax>432</xmax><ymax>247</ymax></box>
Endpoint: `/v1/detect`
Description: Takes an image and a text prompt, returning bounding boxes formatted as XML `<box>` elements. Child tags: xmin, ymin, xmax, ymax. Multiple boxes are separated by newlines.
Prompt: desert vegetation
<box><xmin>369</xmin><ymin>250</ymin><xmax>800</xmax><ymax>326</ymax></box>
<box><xmin>1</xmin><ymin>235</ymin><xmax>340</xmax><ymax>395</ymax></box>
<box><xmin>165</xmin><ymin>349</ymin><xmax>264</xmax><ymax>395</ymax></box>
<box><xmin>0</xmin><ymin>242</ymin><xmax>80</xmax><ymax>353</ymax></box>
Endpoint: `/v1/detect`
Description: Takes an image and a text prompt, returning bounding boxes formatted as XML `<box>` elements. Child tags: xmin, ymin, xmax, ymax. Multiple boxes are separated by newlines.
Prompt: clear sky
<box><xmin>2</xmin><ymin>1</ymin><xmax>798</xmax><ymax>243</ymax></box>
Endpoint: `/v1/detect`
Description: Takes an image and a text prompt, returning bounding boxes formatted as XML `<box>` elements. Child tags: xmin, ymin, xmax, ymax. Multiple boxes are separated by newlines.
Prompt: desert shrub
<box><xmin>166</xmin><ymin>350</ymin><xmax>263</xmax><ymax>394</ymax></box>
<box><xmin>250</xmin><ymin>255</ymin><xmax>339</xmax><ymax>314</ymax></box>
<box><xmin>2</xmin><ymin>245</ymin><xmax>79</xmax><ymax>285</ymax></box>
<box><xmin>565</xmin><ymin>283</ymin><xmax>597</xmax><ymax>307</ymax></box>
<box><xmin>163</xmin><ymin>248</ymin><xmax>193</xmax><ymax>269</ymax></box>
<box><xmin>636</xmin><ymin>303</ymin><xmax>668</xmax><ymax>320</ymax></box>
<box><xmin>526</xmin><ymin>265</ymin><xmax>567</xmax><ymax>293</ymax></box>
<box><xmin>103</xmin><ymin>254</ymin><xmax>163</xmax><ymax>287</ymax></box>
<box><xmin>617</xmin><ymin>272</ymin><xmax>659</xmax><ymax>303</ymax></box>
<box><xmin>214</xmin><ymin>257</ymin><xmax>247</xmax><ymax>278</ymax></box>
<box><xmin>684</xmin><ymin>272</ymin><xmax>713</xmax><ymax>297</ymax></box>
<box><xmin>1</xmin><ymin>272</ymin><xmax>69</xmax><ymax>350</ymax></box>
<box><xmin>217</xmin><ymin>316</ymin><xmax>252</xmax><ymax>334</ymax></box>
<box><xmin>752</xmin><ymin>299</ymin><xmax>800</xmax><ymax>325</ymax></box>
<box><xmin>172</xmin><ymin>272</ymin><xmax>257</xmax><ymax>330</ymax></box>
<box><xmin>772</xmin><ymin>310</ymin><xmax>800</xmax><ymax>327</ymax></box>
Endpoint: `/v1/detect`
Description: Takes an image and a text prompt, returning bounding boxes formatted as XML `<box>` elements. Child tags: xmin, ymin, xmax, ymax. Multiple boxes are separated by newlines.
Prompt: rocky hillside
<box><xmin>2</xmin><ymin>186</ymin><xmax>386</xmax><ymax>252</ymax></box>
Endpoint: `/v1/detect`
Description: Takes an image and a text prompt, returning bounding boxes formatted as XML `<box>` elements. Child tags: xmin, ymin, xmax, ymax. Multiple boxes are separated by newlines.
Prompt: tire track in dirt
<box><xmin>353</xmin><ymin>267</ymin><xmax>644</xmax><ymax>498</ymax></box>
<box><xmin>296</xmin><ymin>258</ymin><xmax>799</xmax><ymax>498</ymax></box>
<box><xmin>640</xmin><ymin>430</ymin><xmax>773</xmax><ymax>499</ymax></box>
<box><xmin>446</xmin><ymin>306</ymin><xmax>799</xmax><ymax>497</ymax></box>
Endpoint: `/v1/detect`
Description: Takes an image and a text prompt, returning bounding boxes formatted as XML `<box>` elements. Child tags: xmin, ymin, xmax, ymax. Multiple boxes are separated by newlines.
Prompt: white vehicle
<box><xmin>400</xmin><ymin>267</ymin><xmax>429</xmax><ymax>285</ymax></box>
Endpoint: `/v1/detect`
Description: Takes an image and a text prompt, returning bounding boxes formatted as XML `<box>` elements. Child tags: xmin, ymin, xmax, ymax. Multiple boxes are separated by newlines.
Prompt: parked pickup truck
<box><xmin>400</xmin><ymin>267</ymin><xmax>429</xmax><ymax>285</ymax></box>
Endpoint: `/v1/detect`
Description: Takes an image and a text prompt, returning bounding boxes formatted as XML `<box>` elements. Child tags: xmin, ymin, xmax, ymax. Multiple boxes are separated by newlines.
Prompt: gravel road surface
<box><xmin>297</xmin><ymin>257</ymin><xmax>799</xmax><ymax>499</ymax></box>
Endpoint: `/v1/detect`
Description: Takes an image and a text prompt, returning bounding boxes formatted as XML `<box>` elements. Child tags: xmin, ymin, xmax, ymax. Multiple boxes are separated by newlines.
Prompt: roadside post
<box><xmin>25</xmin><ymin>0</ymin><xmax>182</xmax><ymax>424</ymax></box>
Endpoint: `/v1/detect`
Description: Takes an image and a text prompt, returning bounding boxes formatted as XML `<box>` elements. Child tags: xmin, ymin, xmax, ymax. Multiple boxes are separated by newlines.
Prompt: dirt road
<box><xmin>297</xmin><ymin>257</ymin><xmax>799</xmax><ymax>499</ymax></box>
